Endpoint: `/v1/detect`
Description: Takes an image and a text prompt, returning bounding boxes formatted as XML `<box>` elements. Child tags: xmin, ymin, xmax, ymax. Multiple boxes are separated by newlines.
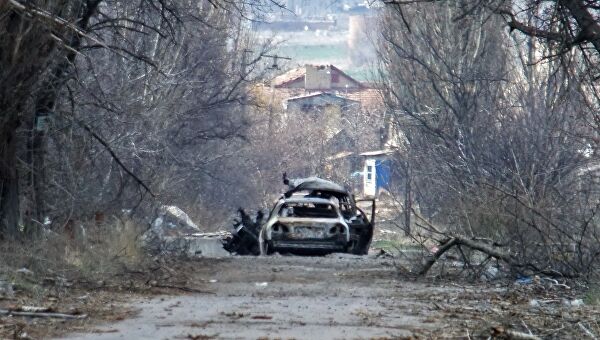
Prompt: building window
<box><xmin>367</xmin><ymin>165</ymin><xmax>372</xmax><ymax>180</ymax></box>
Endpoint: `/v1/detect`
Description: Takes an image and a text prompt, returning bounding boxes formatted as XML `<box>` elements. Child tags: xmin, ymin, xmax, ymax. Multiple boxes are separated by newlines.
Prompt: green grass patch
<box><xmin>371</xmin><ymin>239</ymin><xmax>421</xmax><ymax>253</ymax></box>
<box><xmin>584</xmin><ymin>284</ymin><xmax>600</xmax><ymax>305</ymax></box>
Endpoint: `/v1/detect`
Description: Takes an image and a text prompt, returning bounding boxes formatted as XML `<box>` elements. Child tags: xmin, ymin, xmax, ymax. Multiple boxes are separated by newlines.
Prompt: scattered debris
<box><xmin>223</xmin><ymin>311</ymin><xmax>245</xmax><ymax>319</ymax></box>
<box><xmin>564</xmin><ymin>299</ymin><xmax>584</xmax><ymax>307</ymax></box>
<box><xmin>16</xmin><ymin>268</ymin><xmax>34</xmax><ymax>276</ymax></box>
<box><xmin>480</xmin><ymin>265</ymin><xmax>499</xmax><ymax>281</ymax></box>
<box><xmin>541</xmin><ymin>277</ymin><xmax>571</xmax><ymax>289</ymax></box>
<box><xmin>42</xmin><ymin>275</ymin><xmax>71</xmax><ymax>287</ymax></box>
<box><xmin>516</xmin><ymin>275</ymin><xmax>533</xmax><ymax>285</ymax></box>
<box><xmin>491</xmin><ymin>326</ymin><xmax>542</xmax><ymax>340</ymax></box>
<box><xmin>250</xmin><ymin>315</ymin><xmax>273</xmax><ymax>320</ymax></box>
<box><xmin>18</xmin><ymin>306</ymin><xmax>51</xmax><ymax>313</ymax></box>
<box><xmin>254</xmin><ymin>282</ymin><xmax>268</xmax><ymax>288</ymax></box>
<box><xmin>327</xmin><ymin>253</ymin><xmax>364</xmax><ymax>260</ymax></box>
<box><xmin>372</xmin><ymin>249</ymin><xmax>394</xmax><ymax>259</ymax></box>
<box><xmin>150</xmin><ymin>284</ymin><xmax>213</xmax><ymax>294</ymax></box>
<box><xmin>191</xmin><ymin>231</ymin><xmax>230</xmax><ymax>238</ymax></box>
<box><xmin>184</xmin><ymin>334</ymin><xmax>218</xmax><ymax>340</ymax></box>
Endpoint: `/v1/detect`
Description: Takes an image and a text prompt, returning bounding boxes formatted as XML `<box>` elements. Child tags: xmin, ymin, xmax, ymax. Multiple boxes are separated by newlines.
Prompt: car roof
<box><xmin>284</xmin><ymin>177</ymin><xmax>349</xmax><ymax>197</ymax></box>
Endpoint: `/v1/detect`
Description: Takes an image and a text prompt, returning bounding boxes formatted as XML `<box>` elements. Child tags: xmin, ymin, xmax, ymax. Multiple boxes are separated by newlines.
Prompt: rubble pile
<box><xmin>141</xmin><ymin>205</ymin><xmax>230</xmax><ymax>257</ymax></box>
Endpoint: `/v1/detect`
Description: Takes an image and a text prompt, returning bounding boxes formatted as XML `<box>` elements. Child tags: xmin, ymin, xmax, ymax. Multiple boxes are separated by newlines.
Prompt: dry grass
<box><xmin>64</xmin><ymin>218</ymin><xmax>147</xmax><ymax>278</ymax></box>
<box><xmin>0</xmin><ymin>217</ymin><xmax>147</xmax><ymax>285</ymax></box>
<box><xmin>0</xmin><ymin>217</ymin><xmax>214</xmax><ymax>339</ymax></box>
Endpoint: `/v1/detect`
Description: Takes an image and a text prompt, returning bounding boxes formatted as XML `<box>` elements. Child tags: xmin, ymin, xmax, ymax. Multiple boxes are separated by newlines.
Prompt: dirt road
<box><xmin>59</xmin><ymin>255</ymin><xmax>441</xmax><ymax>339</ymax></box>
<box><xmin>57</xmin><ymin>255</ymin><xmax>478</xmax><ymax>339</ymax></box>
<box><xmin>58</xmin><ymin>254</ymin><xmax>598</xmax><ymax>340</ymax></box>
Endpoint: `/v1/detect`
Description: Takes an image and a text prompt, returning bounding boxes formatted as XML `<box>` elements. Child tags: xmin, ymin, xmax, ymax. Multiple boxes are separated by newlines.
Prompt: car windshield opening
<box><xmin>279</xmin><ymin>202</ymin><xmax>338</xmax><ymax>218</ymax></box>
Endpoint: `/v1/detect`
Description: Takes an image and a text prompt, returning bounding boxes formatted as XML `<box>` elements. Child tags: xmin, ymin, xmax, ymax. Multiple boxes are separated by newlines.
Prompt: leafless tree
<box><xmin>383</xmin><ymin>0</ymin><xmax>600</xmax><ymax>60</ymax></box>
<box><xmin>378</xmin><ymin>1</ymin><xmax>599</xmax><ymax>277</ymax></box>
<box><xmin>0</xmin><ymin>0</ymin><xmax>284</xmax><ymax>237</ymax></box>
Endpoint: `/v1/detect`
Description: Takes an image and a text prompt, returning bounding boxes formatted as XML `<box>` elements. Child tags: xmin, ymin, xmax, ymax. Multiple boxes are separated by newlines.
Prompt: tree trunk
<box><xmin>25</xmin><ymin>119</ymin><xmax>46</xmax><ymax>224</ymax></box>
<box><xmin>404</xmin><ymin>160</ymin><xmax>412</xmax><ymax>236</ymax></box>
<box><xmin>0</xmin><ymin>119</ymin><xmax>21</xmax><ymax>238</ymax></box>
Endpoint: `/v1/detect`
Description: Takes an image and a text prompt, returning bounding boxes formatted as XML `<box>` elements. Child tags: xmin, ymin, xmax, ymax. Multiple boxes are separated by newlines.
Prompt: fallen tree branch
<box><xmin>418</xmin><ymin>233</ymin><xmax>579</xmax><ymax>277</ymax></box>
<box><xmin>419</xmin><ymin>237</ymin><xmax>458</xmax><ymax>275</ymax></box>
<box><xmin>419</xmin><ymin>234</ymin><xmax>519</xmax><ymax>276</ymax></box>
<box><xmin>0</xmin><ymin>309</ymin><xmax>87</xmax><ymax>319</ymax></box>
<box><xmin>455</xmin><ymin>235</ymin><xmax>516</xmax><ymax>266</ymax></box>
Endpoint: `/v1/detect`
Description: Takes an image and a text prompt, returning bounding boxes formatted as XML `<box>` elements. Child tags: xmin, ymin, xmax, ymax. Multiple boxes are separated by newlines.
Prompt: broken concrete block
<box><xmin>186</xmin><ymin>237</ymin><xmax>231</xmax><ymax>257</ymax></box>
<box><xmin>141</xmin><ymin>205</ymin><xmax>201</xmax><ymax>254</ymax></box>
<box><xmin>151</xmin><ymin>205</ymin><xmax>200</xmax><ymax>236</ymax></box>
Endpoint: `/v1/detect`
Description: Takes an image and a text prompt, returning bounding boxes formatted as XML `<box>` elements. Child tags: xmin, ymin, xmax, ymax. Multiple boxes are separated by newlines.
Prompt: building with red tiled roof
<box><xmin>267</xmin><ymin>64</ymin><xmax>383</xmax><ymax>112</ymax></box>
<box><xmin>272</xmin><ymin>64</ymin><xmax>365</xmax><ymax>91</ymax></box>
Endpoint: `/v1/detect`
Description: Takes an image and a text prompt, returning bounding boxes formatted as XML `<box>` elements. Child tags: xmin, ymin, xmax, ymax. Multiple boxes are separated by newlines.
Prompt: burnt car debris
<box><xmin>222</xmin><ymin>208</ymin><xmax>263</xmax><ymax>255</ymax></box>
<box><xmin>224</xmin><ymin>175</ymin><xmax>375</xmax><ymax>256</ymax></box>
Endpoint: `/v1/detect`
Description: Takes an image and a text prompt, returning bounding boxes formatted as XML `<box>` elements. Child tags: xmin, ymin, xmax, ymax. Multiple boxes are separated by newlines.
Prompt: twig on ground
<box><xmin>152</xmin><ymin>283</ymin><xmax>215</xmax><ymax>294</ymax></box>
<box><xmin>522</xmin><ymin>320</ymin><xmax>534</xmax><ymax>336</ymax></box>
<box><xmin>505</xmin><ymin>329</ymin><xmax>542</xmax><ymax>340</ymax></box>
<box><xmin>0</xmin><ymin>309</ymin><xmax>87</xmax><ymax>319</ymax></box>
<box><xmin>578</xmin><ymin>322</ymin><xmax>598</xmax><ymax>340</ymax></box>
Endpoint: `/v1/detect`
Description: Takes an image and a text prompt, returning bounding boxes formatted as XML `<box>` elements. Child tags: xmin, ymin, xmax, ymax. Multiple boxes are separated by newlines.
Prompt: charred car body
<box><xmin>259</xmin><ymin>177</ymin><xmax>375</xmax><ymax>255</ymax></box>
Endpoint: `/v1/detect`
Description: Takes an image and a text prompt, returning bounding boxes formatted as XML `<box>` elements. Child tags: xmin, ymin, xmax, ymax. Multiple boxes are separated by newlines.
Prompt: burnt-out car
<box><xmin>259</xmin><ymin>177</ymin><xmax>375</xmax><ymax>255</ymax></box>
<box><xmin>259</xmin><ymin>197</ymin><xmax>349</xmax><ymax>254</ymax></box>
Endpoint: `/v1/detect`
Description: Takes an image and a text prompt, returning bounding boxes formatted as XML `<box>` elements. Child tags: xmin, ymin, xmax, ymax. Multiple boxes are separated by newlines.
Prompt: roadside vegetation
<box><xmin>378</xmin><ymin>0</ymin><xmax>600</xmax><ymax>280</ymax></box>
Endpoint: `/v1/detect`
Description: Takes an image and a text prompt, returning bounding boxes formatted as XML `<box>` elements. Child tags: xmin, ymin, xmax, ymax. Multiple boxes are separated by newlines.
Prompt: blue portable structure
<box><xmin>360</xmin><ymin>150</ymin><xmax>393</xmax><ymax>198</ymax></box>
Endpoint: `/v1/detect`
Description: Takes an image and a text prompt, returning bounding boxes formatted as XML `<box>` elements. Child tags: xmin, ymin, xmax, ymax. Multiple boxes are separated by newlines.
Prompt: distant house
<box><xmin>272</xmin><ymin>64</ymin><xmax>364</xmax><ymax>91</ymax></box>
<box><xmin>267</xmin><ymin>64</ymin><xmax>383</xmax><ymax>112</ymax></box>
<box><xmin>284</xmin><ymin>92</ymin><xmax>360</xmax><ymax>112</ymax></box>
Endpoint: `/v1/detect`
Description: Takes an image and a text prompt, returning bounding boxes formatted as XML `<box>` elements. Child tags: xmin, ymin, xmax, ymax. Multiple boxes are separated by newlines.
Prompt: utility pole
<box><xmin>242</xmin><ymin>50</ymin><xmax>291</xmax><ymax>133</ymax></box>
